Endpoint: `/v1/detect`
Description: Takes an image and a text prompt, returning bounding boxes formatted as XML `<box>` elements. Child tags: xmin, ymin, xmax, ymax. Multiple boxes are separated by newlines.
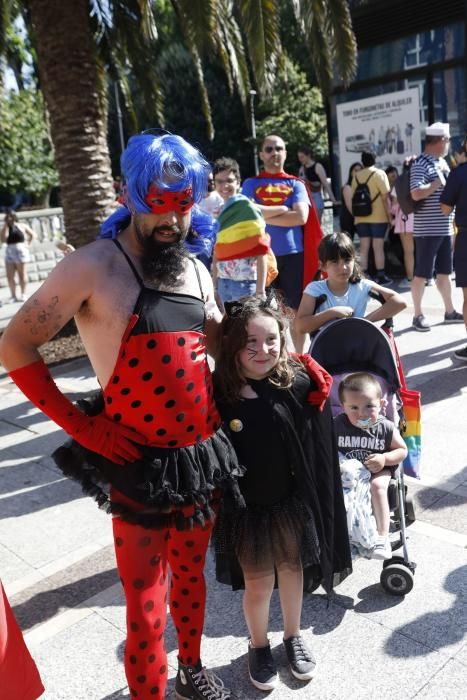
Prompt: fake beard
<box><xmin>137</xmin><ymin>225</ymin><xmax>188</xmax><ymax>288</ymax></box>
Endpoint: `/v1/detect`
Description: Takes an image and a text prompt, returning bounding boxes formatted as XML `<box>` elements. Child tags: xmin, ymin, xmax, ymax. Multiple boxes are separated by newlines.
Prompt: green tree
<box><xmin>0</xmin><ymin>0</ymin><xmax>356</xmax><ymax>246</ymax></box>
<box><xmin>255</xmin><ymin>58</ymin><xmax>328</xmax><ymax>169</ymax></box>
<box><xmin>0</xmin><ymin>87</ymin><xmax>58</xmax><ymax>204</ymax></box>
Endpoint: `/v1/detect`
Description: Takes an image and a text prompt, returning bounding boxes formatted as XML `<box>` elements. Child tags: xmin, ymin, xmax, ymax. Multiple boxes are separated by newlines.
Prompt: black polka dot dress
<box><xmin>53</xmin><ymin>240</ymin><xmax>244</xmax><ymax>529</ymax></box>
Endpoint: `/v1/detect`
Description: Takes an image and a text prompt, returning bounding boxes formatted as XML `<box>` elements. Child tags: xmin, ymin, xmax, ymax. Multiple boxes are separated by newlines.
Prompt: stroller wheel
<box><xmin>380</xmin><ymin>563</ymin><xmax>414</xmax><ymax>596</ymax></box>
<box><xmin>405</xmin><ymin>494</ymin><xmax>416</xmax><ymax>523</ymax></box>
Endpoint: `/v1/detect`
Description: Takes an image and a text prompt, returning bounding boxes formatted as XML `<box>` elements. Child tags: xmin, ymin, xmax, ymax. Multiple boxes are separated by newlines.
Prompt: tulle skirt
<box><xmin>213</xmin><ymin>491</ymin><xmax>320</xmax><ymax>577</ymax></box>
<box><xmin>53</xmin><ymin>427</ymin><xmax>245</xmax><ymax>531</ymax></box>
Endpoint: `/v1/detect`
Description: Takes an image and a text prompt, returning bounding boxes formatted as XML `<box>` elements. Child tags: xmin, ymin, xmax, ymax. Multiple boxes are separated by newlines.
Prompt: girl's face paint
<box><xmin>237</xmin><ymin>314</ymin><xmax>281</xmax><ymax>380</ymax></box>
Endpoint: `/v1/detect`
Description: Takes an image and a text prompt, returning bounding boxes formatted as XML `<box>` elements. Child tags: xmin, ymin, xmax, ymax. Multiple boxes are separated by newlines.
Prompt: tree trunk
<box><xmin>25</xmin><ymin>0</ymin><xmax>115</xmax><ymax>247</ymax></box>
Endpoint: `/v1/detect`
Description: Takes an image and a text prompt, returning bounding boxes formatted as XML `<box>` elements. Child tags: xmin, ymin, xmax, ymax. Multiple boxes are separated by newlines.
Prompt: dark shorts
<box><xmin>413</xmin><ymin>235</ymin><xmax>453</xmax><ymax>279</ymax></box>
<box><xmin>454</xmin><ymin>228</ymin><xmax>467</xmax><ymax>288</ymax></box>
<box><xmin>356</xmin><ymin>222</ymin><xmax>388</xmax><ymax>239</ymax></box>
<box><xmin>272</xmin><ymin>252</ymin><xmax>304</xmax><ymax>310</ymax></box>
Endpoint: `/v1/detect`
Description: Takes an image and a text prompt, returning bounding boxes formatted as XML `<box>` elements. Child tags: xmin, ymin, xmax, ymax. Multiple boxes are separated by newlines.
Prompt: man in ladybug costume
<box><xmin>0</xmin><ymin>133</ymin><xmax>242</xmax><ymax>700</ymax></box>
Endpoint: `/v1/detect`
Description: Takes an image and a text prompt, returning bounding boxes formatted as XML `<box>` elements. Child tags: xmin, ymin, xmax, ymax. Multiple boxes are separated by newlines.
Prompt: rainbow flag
<box><xmin>215</xmin><ymin>194</ymin><xmax>270</xmax><ymax>261</ymax></box>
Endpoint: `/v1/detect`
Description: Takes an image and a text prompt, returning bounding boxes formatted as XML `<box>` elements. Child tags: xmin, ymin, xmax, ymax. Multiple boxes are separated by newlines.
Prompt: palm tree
<box><xmin>1</xmin><ymin>0</ymin><xmax>356</xmax><ymax>246</ymax></box>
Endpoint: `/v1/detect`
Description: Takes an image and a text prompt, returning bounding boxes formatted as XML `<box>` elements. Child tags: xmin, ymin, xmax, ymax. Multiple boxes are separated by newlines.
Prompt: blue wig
<box><xmin>100</xmin><ymin>133</ymin><xmax>210</xmax><ymax>239</ymax></box>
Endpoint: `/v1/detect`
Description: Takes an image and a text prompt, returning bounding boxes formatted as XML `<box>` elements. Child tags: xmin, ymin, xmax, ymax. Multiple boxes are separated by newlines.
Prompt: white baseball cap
<box><xmin>425</xmin><ymin>122</ymin><xmax>450</xmax><ymax>138</ymax></box>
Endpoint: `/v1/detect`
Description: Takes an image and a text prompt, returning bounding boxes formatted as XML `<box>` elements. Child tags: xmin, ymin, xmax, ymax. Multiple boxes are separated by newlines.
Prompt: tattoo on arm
<box><xmin>20</xmin><ymin>296</ymin><xmax>63</xmax><ymax>338</ymax></box>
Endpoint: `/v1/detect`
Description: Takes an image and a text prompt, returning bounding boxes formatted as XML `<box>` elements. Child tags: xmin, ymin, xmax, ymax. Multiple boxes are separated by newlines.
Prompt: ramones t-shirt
<box><xmin>334</xmin><ymin>413</ymin><xmax>393</xmax><ymax>463</ymax></box>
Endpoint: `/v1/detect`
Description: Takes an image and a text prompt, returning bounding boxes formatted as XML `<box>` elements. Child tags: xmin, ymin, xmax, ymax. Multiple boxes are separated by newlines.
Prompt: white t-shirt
<box><xmin>198</xmin><ymin>191</ymin><xmax>224</xmax><ymax>218</ymax></box>
<box><xmin>303</xmin><ymin>278</ymin><xmax>375</xmax><ymax>318</ymax></box>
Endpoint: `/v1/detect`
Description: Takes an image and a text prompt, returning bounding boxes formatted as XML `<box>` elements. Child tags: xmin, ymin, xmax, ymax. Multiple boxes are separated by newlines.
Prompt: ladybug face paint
<box><xmin>145</xmin><ymin>185</ymin><xmax>194</xmax><ymax>214</ymax></box>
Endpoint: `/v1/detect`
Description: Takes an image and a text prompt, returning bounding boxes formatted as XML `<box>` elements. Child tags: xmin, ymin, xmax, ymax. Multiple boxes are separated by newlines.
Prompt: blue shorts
<box><xmin>217</xmin><ymin>278</ymin><xmax>256</xmax><ymax>305</ymax></box>
<box><xmin>272</xmin><ymin>252</ymin><xmax>304</xmax><ymax>310</ymax></box>
<box><xmin>414</xmin><ymin>235</ymin><xmax>453</xmax><ymax>279</ymax></box>
<box><xmin>356</xmin><ymin>223</ymin><xmax>388</xmax><ymax>239</ymax></box>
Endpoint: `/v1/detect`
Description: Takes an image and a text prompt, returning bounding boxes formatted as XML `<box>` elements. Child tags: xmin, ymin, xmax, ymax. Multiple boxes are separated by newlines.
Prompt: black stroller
<box><xmin>310</xmin><ymin>315</ymin><xmax>417</xmax><ymax>596</ymax></box>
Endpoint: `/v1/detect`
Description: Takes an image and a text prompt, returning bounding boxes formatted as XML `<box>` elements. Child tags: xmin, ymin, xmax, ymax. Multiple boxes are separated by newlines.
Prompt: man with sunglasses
<box><xmin>0</xmin><ymin>133</ymin><xmax>240</xmax><ymax>700</ymax></box>
<box><xmin>242</xmin><ymin>135</ymin><xmax>314</xmax><ymax>352</ymax></box>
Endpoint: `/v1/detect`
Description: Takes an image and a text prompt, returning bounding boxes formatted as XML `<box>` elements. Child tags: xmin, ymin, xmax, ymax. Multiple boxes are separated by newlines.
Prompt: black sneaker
<box><xmin>375</xmin><ymin>273</ymin><xmax>393</xmax><ymax>286</ymax></box>
<box><xmin>444</xmin><ymin>310</ymin><xmax>464</xmax><ymax>324</ymax></box>
<box><xmin>283</xmin><ymin>635</ymin><xmax>317</xmax><ymax>681</ymax></box>
<box><xmin>247</xmin><ymin>642</ymin><xmax>278</xmax><ymax>691</ymax></box>
<box><xmin>454</xmin><ymin>346</ymin><xmax>467</xmax><ymax>362</ymax></box>
<box><xmin>175</xmin><ymin>660</ymin><xmax>236</xmax><ymax>699</ymax></box>
<box><xmin>412</xmin><ymin>314</ymin><xmax>430</xmax><ymax>332</ymax></box>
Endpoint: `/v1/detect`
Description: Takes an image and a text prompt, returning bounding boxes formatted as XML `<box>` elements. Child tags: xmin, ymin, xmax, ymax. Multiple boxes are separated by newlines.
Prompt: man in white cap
<box><xmin>409</xmin><ymin>122</ymin><xmax>463</xmax><ymax>331</ymax></box>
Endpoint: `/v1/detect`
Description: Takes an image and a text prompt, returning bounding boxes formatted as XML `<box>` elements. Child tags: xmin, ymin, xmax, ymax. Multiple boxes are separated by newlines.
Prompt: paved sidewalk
<box><xmin>0</xmin><ymin>281</ymin><xmax>466</xmax><ymax>699</ymax></box>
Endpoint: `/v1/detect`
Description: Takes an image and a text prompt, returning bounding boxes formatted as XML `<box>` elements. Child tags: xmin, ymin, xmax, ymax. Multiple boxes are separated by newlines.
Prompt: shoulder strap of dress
<box><xmin>112</xmin><ymin>238</ymin><xmax>144</xmax><ymax>287</ymax></box>
<box><xmin>191</xmin><ymin>257</ymin><xmax>205</xmax><ymax>301</ymax></box>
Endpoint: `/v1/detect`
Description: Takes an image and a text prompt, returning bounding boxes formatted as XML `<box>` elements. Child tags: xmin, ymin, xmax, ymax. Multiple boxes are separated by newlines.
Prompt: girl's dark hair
<box><xmin>318</xmin><ymin>232</ymin><xmax>362</xmax><ymax>283</ymax></box>
<box><xmin>214</xmin><ymin>296</ymin><xmax>298</xmax><ymax>403</ymax></box>
<box><xmin>347</xmin><ymin>162</ymin><xmax>362</xmax><ymax>186</ymax></box>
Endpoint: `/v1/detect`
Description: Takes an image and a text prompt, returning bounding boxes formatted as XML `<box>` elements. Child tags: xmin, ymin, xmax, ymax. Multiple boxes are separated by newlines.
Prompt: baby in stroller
<box><xmin>335</xmin><ymin>372</ymin><xmax>407</xmax><ymax>560</ymax></box>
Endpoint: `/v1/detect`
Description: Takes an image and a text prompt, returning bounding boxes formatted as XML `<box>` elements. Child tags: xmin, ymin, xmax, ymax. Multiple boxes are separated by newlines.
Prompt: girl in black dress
<box><xmin>213</xmin><ymin>297</ymin><xmax>351</xmax><ymax>692</ymax></box>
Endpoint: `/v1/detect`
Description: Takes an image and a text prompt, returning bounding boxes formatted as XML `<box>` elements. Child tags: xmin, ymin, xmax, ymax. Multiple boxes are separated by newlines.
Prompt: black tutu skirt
<box><xmin>213</xmin><ymin>491</ymin><xmax>320</xmax><ymax>576</ymax></box>
<box><xmin>53</xmin><ymin>428</ymin><xmax>244</xmax><ymax>532</ymax></box>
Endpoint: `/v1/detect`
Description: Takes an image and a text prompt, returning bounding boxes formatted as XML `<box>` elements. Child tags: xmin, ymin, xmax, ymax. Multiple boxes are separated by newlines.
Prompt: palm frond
<box><xmin>170</xmin><ymin>0</ymin><xmax>215</xmax><ymax>139</ymax></box>
<box><xmin>135</xmin><ymin>0</ymin><xmax>158</xmax><ymax>41</ymax></box>
<box><xmin>290</xmin><ymin>0</ymin><xmax>357</xmax><ymax>93</ymax></box>
<box><xmin>235</xmin><ymin>0</ymin><xmax>281</xmax><ymax>94</ymax></box>
<box><xmin>171</xmin><ymin>0</ymin><xmax>217</xmax><ymax>53</ymax></box>
<box><xmin>96</xmin><ymin>0</ymin><xmax>164</xmax><ymax>128</ymax></box>
<box><xmin>324</xmin><ymin>0</ymin><xmax>357</xmax><ymax>85</ymax></box>
<box><xmin>213</xmin><ymin>0</ymin><xmax>251</xmax><ymax>104</ymax></box>
<box><xmin>0</xmin><ymin>0</ymin><xmax>15</xmax><ymax>55</ymax></box>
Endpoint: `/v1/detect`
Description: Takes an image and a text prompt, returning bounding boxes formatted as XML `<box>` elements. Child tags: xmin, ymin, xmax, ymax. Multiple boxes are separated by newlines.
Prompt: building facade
<box><xmin>329</xmin><ymin>0</ymin><xmax>467</xmax><ymax>187</ymax></box>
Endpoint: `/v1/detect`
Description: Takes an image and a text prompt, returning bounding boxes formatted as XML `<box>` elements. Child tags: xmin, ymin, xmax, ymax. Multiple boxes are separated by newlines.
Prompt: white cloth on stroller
<box><xmin>339</xmin><ymin>455</ymin><xmax>378</xmax><ymax>558</ymax></box>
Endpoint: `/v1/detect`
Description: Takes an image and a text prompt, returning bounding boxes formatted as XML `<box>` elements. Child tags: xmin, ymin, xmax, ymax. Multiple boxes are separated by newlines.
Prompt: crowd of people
<box><xmin>0</xmin><ymin>123</ymin><xmax>466</xmax><ymax>699</ymax></box>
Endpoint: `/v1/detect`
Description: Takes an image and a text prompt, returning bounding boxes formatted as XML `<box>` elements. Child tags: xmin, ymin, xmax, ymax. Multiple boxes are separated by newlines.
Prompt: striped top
<box><xmin>410</xmin><ymin>153</ymin><xmax>453</xmax><ymax>237</ymax></box>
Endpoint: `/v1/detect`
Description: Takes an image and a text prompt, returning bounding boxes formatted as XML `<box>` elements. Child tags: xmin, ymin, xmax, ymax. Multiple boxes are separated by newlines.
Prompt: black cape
<box><xmin>214</xmin><ymin>372</ymin><xmax>352</xmax><ymax>594</ymax></box>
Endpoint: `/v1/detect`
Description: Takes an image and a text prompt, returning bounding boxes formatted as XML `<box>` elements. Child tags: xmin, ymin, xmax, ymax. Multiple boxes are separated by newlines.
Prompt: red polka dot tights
<box><xmin>112</xmin><ymin>516</ymin><xmax>214</xmax><ymax>699</ymax></box>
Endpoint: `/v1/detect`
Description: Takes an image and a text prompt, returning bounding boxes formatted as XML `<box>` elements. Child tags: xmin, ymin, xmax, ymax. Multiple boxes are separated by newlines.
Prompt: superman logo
<box><xmin>255</xmin><ymin>183</ymin><xmax>293</xmax><ymax>206</ymax></box>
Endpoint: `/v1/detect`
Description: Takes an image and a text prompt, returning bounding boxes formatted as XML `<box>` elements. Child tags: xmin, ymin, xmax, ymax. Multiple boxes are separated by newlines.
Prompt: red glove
<box><xmin>292</xmin><ymin>353</ymin><xmax>333</xmax><ymax>411</ymax></box>
<box><xmin>9</xmin><ymin>359</ymin><xmax>147</xmax><ymax>465</ymax></box>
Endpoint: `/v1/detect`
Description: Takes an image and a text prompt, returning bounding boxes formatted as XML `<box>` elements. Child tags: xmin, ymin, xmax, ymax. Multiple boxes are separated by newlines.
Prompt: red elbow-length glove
<box><xmin>9</xmin><ymin>359</ymin><xmax>147</xmax><ymax>465</ymax></box>
<box><xmin>292</xmin><ymin>353</ymin><xmax>333</xmax><ymax>411</ymax></box>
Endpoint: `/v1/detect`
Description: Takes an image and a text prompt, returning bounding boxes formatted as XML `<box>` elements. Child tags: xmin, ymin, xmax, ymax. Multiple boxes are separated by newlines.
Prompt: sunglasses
<box><xmin>263</xmin><ymin>145</ymin><xmax>285</xmax><ymax>153</ymax></box>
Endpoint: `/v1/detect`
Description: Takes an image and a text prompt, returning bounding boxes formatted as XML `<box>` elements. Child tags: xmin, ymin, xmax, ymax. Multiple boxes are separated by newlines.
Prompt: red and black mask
<box><xmin>144</xmin><ymin>185</ymin><xmax>194</xmax><ymax>214</ymax></box>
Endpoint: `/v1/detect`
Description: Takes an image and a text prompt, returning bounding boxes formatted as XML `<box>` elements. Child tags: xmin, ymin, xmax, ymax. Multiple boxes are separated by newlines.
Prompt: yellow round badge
<box><xmin>229</xmin><ymin>418</ymin><xmax>243</xmax><ymax>432</ymax></box>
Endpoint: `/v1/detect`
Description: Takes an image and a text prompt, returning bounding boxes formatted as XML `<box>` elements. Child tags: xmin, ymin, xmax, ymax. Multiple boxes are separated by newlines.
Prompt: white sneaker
<box><xmin>372</xmin><ymin>536</ymin><xmax>392</xmax><ymax>560</ymax></box>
